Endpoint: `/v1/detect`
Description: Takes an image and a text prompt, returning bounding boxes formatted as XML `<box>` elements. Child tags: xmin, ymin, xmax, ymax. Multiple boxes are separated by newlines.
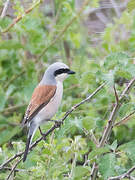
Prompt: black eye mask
<box><xmin>54</xmin><ymin>68</ymin><xmax>70</xmax><ymax>76</ymax></box>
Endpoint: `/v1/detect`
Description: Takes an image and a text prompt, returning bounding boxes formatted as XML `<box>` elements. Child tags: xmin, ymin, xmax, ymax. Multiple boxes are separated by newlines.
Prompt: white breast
<box><xmin>34</xmin><ymin>81</ymin><xmax>63</xmax><ymax>125</ymax></box>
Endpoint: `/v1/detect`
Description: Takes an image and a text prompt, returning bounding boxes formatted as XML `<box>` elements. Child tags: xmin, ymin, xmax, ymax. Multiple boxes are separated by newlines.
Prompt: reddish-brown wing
<box><xmin>22</xmin><ymin>85</ymin><xmax>56</xmax><ymax>125</ymax></box>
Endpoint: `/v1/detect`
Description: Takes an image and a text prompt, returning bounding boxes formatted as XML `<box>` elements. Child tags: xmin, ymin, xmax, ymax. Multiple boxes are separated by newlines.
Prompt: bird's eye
<box><xmin>54</xmin><ymin>68</ymin><xmax>70</xmax><ymax>76</ymax></box>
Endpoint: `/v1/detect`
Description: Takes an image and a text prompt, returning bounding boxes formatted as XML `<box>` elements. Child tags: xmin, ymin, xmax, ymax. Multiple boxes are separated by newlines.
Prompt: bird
<box><xmin>22</xmin><ymin>62</ymin><xmax>75</xmax><ymax>162</ymax></box>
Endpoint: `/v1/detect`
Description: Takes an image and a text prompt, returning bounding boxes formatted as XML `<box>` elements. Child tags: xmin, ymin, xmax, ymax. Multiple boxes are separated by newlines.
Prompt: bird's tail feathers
<box><xmin>23</xmin><ymin>134</ymin><xmax>32</xmax><ymax>162</ymax></box>
<box><xmin>23</xmin><ymin>123</ymin><xmax>38</xmax><ymax>162</ymax></box>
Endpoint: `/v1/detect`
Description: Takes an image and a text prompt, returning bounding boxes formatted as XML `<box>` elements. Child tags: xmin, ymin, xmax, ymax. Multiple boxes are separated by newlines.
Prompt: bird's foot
<box><xmin>39</xmin><ymin>127</ymin><xmax>46</xmax><ymax>141</ymax></box>
<box><xmin>46</xmin><ymin>119</ymin><xmax>63</xmax><ymax>128</ymax></box>
<box><xmin>42</xmin><ymin>134</ymin><xmax>47</xmax><ymax>141</ymax></box>
<box><xmin>54</xmin><ymin>120</ymin><xmax>63</xmax><ymax>128</ymax></box>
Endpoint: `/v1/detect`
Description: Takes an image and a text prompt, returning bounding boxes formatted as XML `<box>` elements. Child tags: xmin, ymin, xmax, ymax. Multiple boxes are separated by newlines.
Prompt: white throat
<box><xmin>55</xmin><ymin>73</ymin><xmax>68</xmax><ymax>82</ymax></box>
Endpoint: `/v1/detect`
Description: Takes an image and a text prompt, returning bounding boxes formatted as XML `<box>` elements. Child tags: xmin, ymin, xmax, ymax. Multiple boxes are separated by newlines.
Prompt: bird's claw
<box><xmin>39</xmin><ymin>127</ymin><xmax>46</xmax><ymax>141</ymax></box>
<box><xmin>42</xmin><ymin>134</ymin><xmax>46</xmax><ymax>141</ymax></box>
<box><xmin>54</xmin><ymin>120</ymin><xmax>63</xmax><ymax>128</ymax></box>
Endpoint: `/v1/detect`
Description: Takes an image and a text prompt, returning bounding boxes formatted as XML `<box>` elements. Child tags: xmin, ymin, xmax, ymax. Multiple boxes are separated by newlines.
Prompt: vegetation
<box><xmin>0</xmin><ymin>0</ymin><xmax>135</xmax><ymax>179</ymax></box>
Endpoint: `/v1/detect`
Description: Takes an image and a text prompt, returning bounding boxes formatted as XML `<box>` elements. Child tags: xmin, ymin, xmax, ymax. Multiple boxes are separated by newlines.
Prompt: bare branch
<box><xmin>63</xmin><ymin>41</ymin><xmax>72</xmax><ymax>67</ymax></box>
<box><xmin>91</xmin><ymin>77</ymin><xmax>135</xmax><ymax>180</ymax></box>
<box><xmin>114</xmin><ymin>110</ymin><xmax>135</xmax><ymax>127</ymax></box>
<box><xmin>38</xmin><ymin>0</ymin><xmax>89</xmax><ymax>60</ymax></box>
<box><xmin>83</xmin><ymin>128</ymin><xmax>99</xmax><ymax>146</ymax></box>
<box><xmin>100</xmin><ymin>78</ymin><xmax>135</xmax><ymax>147</ymax></box>
<box><xmin>1</xmin><ymin>103</ymin><xmax>27</xmax><ymax>114</ymax></box>
<box><xmin>1</xmin><ymin>0</ymin><xmax>43</xmax><ymax>33</ymax></box>
<box><xmin>1</xmin><ymin>0</ymin><xmax>10</xmax><ymax>19</ymax></box>
<box><xmin>1</xmin><ymin>166</ymin><xmax>31</xmax><ymax>172</ymax></box>
<box><xmin>0</xmin><ymin>83</ymin><xmax>105</xmax><ymax>171</ymax></box>
<box><xmin>110</xmin><ymin>0</ymin><xmax>121</xmax><ymax>18</ymax></box>
<box><xmin>3</xmin><ymin>0</ymin><xmax>89</xmax><ymax>89</ymax></box>
<box><xmin>4</xmin><ymin>70</ymin><xmax>25</xmax><ymax>89</ymax></box>
<box><xmin>113</xmin><ymin>85</ymin><xmax>119</xmax><ymax>104</ymax></box>
<box><xmin>108</xmin><ymin>165</ymin><xmax>135</xmax><ymax>180</ymax></box>
<box><xmin>95</xmin><ymin>10</ymin><xmax>109</xmax><ymax>25</ymax></box>
<box><xmin>6</xmin><ymin>158</ymin><xmax>23</xmax><ymax>180</ymax></box>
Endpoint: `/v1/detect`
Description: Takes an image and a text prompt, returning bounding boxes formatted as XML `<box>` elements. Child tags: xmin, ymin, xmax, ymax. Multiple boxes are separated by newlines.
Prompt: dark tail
<box><xmin>23</xmin><ymin>122</ymin><xmax>37</xmax><ymax>162</ymax></box>
<box><xmin>23</xmin><ymin>135</ymin><xmax>32</xmax><ymax>162</ymax></box>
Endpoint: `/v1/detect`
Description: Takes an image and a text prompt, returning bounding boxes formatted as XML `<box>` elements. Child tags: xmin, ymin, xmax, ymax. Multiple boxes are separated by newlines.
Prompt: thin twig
<box><xmin>0</xmin><ymin>83</ymin><xmax>105</xmax><ymax>171</ymax></box>
<box><xmin>1</xmin><ymin>103</ymin><xmax>27</xmax><ymax>114</ymax></box>
<box><xmin>130</xmin><ymin>176</ymin><xmax>135</xmax><ymax>180</ymax></box>
<box><xmin>90</xmin><ymin>77</ymin><xmax>135</xmax><ymax>180</ymax></box>
<box><xmin>63</xmin><ymin>41</ymin><xmax>72</xmax><ymax>67</ymax></box>
<box><xmin>114</xmin><ymin>110</ymin><xmax>135</xmax><ymax>127</ymax></box>
<box><xmin>100</xmin><ymin>78</ymin><xmax>135</xmax><ymax>147</ymax></box>
<box><xmin>113</xmin><ymin>85</ymin><xmax>119</xmax><ymax>104</ymax></box>
<box><xmin>1</xmin><ymin>0</ymin><xmax>43</xmax><ymax>33</ymax></box>
<box><xmin>65</xmin><ymin>84</ymin><xmax>79</xmax><ymax>92</ymax></box>
<box><xmin>1</xmin><ymin>0</ymin><xmax>10</xmax><ymax>19</ymax></box>
<box><xmin>38</xmin><ymin>0</ymin><xmax>89</xmax><ymax>60</ymax></box>
<box><xmin>1</xmin><ymin>166</ymin><xmax>31</xmax><ymax>172</ymax></box>
<box><xmin>82</xmin><ymin>128</ymin><xmax>99</xmax><ymax>146</ymax></box>
<box><xmin>108</xmin><ymin>165</ymin><xmax>135</xmax><ymax>180</ymax></box>
<box><xmin>95</xmin><ymin>10</ymin><xmax>109</xmax><ymax>25</ymax></box>
<box><xmin>110</xmin><ymin>0</ymin><xmax>121</xmax><ymax>18</ymax></box>
<box><xmin>3</xmin><ymin>0</ymin><xmax>89</xmax><ymax>89</ymax></box>
<box><xmin>4</xmin><ymin>70</ymin><xmax>25</xmax><ymax>89</ymax></box>
<box><xmin>6</xmin><ymin>157</ymin><xmax>23</xmax><ymax>180</ymax></box>
<box><xmin>69</xmin><ymin>153</ymin><xmax>77</xmax><ymax>178</ymax></box>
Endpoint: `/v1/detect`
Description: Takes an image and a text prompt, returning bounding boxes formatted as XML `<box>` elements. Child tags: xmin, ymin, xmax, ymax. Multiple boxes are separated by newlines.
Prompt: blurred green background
<box><xmin>1</xmin><ymin>0</ymin><xmax>135</xmax><ymax>179</ymax></box>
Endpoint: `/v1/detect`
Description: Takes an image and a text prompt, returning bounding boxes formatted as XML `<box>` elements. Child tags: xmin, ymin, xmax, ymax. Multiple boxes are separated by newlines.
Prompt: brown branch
<box><xmin>0</xmin><ymin>83</ymin><xmax>105</xmax><ymax>171</ymax></box>
<box><xmin>110</xmin><ymin>0</ymin><xmax>121</xmax><ymax>18</ymax></box>
<box><xmin>3</xmin><ymin>0</ymin><xmax>89</xmax><ymax>89</ymax></box>
<box><xmin>1</xmin><ymin>166</ymin><xmax>30</xmax><ymax>172</ymax></box>
<box><xmin>38</xmin><ymin>0</ymin><xmax>89</xmax><ymax>60</ymax></box>
<box><xmin>1</xmin><ymin>103</ymin><xmax>27</xmax><ymax>114</ymax></box>
<box><xmin>1</xmin><ymin>0</ymin><xmax>10</xmax><ymax>19</ymax></box>
<box><xmin>63</xmin><ymin>41</ymin><xmax>72</xmax><ymax>67</ymax></box>
<box><xmin>4</xmin><ymin>70</ymin><xmax>25</xmax><ymax>89</ymax></box>
<box><xmin>1</xmin><ymin>0</ymin><xmax>43</xmax><ymax>33</ymax></box>
<box><xmin>91</xmin><ymin>77</ymin><xmax>135</xmax><ymax>180</ymax></box>
<box><xmin>114</xmin><ymin>110</ymin><xmax>135</xmax><ymax>127</ymax></box>
<box><xmin>82</xmin><ymin>128</ymin><xmax>99</xmax><ymax>146</ymax></box>
<box><xmin>65</xmin><ymin>84</ymin><xmax>79</xmax><ymax>92</ymax></box>
<box><xmin>113</xmin><ymin>85</ymin><xmax>119</xmax><ymax>104</ymax></box>
<box><xmin>6</xmin><ymin>157</ymin><xmax>23</xmax><ymax>180</ymax></box>
<box><xmin>108</xmin><ymin>165</ymin><xmax>135</xmax><ymax>180</ymax></box>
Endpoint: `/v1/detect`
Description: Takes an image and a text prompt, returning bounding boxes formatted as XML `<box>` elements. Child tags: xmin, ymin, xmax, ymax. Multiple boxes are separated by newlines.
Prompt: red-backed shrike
<box><xmin>22</xmin><ymin>62</ymin><xmax>75</xmax><ymax>162</ymax></box>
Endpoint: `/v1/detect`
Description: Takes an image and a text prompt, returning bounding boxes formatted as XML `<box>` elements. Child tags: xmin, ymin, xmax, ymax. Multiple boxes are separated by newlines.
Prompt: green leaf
<box><xmin>0</xmin><ymin>126</ymin><xmax>21</xmax><ymax>145</ymax></box>
<box><xmin>73</xmin><ymin>166</ymin><xmax>90</xmax><ymax>179</ymax></box>
<box><xmin>104</xmin><ymin>52</ymin><xmax>130</xmax><ymax>69</ymax></box>
<box><xmin>0</xmin><ymin>40</ymin><xmax>23</xmax><ymax>50</ymax></box>
<box><xmin>118</xmin><ymin>140</ymin><xmax>135</xmax><ymax>162</ymax></box>
<box><xmin>99</xmin><ymin>153</ymin><xmax>116</xmax><ymax>179</ymax></box>
<box><xmin>127</xmin><ymin>0</ymin><xmax>135</xmax><ymax>12</ymax></box>
<box><xmin>82</xmin><ymin>116</ymin><xmax>95</xmax><ymax>130</ymax></box>
<box><xmin>0</xmin><ymin>89</ymin><xmax>6</xmax><ymax>111</ymax></box>
<box><xmin>88</xmin><ymin>146</ymin><xmax>110</xmax><ymax>160</ymax></box>
<box><xmin>108</xmin><ymin>140</ymin><xmax>118</xmax><ymax>151</ymax></box>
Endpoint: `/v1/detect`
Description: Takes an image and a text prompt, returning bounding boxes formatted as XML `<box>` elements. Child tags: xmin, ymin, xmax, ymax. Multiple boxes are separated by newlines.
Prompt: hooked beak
<box><xmin>68</xmin><ymin>70</ymin><xmax>76</xmax><ymax>74</ymax></box>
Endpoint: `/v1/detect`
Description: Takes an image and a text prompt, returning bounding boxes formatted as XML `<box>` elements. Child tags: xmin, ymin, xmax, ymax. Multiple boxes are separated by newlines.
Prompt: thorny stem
<box><xmin>0</xmin><ymin>0</ymin><xmax>10</xmax><ymax>19</ymax></box>
<box><xmin>1</xmin><ymin>0</ymin><xmax>43</xmax><ymax>33</ymax></box>
<box><xmin>90</xmin><ymin>77</ymin><xmax>135</xmax><ymax>180</ymax></box>
<box><xmin>6</xmin><ymin>158</ymin><xmax>23</xmax><ymax>180</ymax></box>
<box><xmin>3</xmin><ymin>0</ymin><xmax>89</xmax><ymax>90</ymax></box>
<box><xmin>38</xmin><ymin>0</ymin><xmax>89</xmax><ymax>60</ymax></box>
<box><xmin>0</xmin><ymin>83</ymin><xmax>105</xmax><ymax>174</ymax></box>
<box><xmin>108</xmin><ymin>165</ymin><xmax>135</xmax><ymax>180</ymax></box>
<box><xmin>114</xmin><ymin>110</ymin><xmax>135</xmax><ymax>126</ymax></box>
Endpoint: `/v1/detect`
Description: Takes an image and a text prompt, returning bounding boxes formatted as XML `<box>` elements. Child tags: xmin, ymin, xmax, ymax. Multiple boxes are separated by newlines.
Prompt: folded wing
<box><xmin>22</xmin><ymin>85</ymin><xmax>56</xmax><ymax>125</ymax></box>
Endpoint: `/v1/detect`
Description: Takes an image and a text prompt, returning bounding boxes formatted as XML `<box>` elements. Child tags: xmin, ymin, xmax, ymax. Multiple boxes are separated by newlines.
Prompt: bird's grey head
<box><xmin>41</xmin><ymin>62</ymin><xmax>75</xmax><ymax>85</ymax></box>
